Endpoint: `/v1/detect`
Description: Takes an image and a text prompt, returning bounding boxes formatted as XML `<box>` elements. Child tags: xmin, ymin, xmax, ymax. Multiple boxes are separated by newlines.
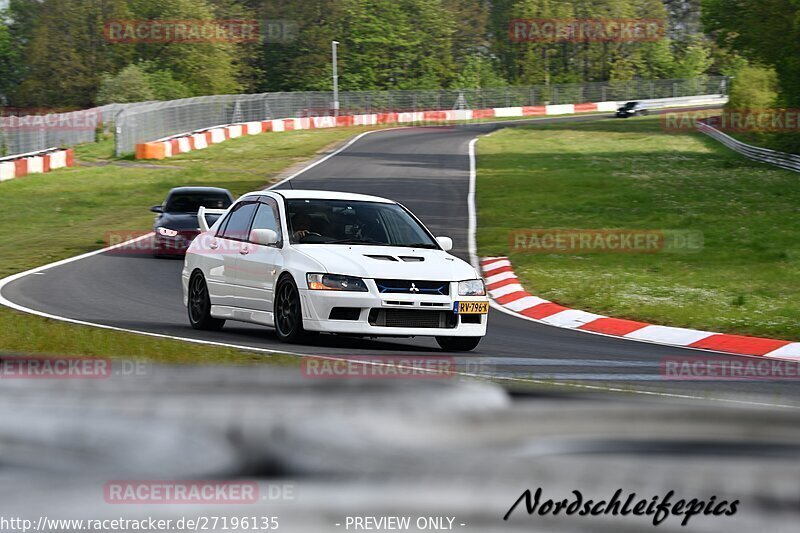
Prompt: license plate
<box><xmin>456</xmin><ymin>301</ymin><xmax>489</xmax><ymax>314</ymax></box>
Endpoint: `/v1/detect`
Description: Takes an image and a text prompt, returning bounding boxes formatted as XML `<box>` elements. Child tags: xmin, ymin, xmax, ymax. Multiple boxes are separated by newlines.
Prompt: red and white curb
<box><xmin>481</xmin><ymin>256</ymin><xmax>800</xmax><ymax>360</ymax></box>
<box><xmin>0</xmin><ymin>148</ymin><xmax>74</xmax><ymax>183</ymax></box>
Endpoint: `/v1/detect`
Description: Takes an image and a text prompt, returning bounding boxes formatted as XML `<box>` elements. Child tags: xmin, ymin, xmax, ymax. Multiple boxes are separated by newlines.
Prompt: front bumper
<box><xmin>299</xmin><ymin>280</ymin><xmax>488</xmax><ymax>338</ymax></box>
<box><xmin>153</xmin><ymin>230</ymin><xmax>199</xmax><ymax>256</ymax></box>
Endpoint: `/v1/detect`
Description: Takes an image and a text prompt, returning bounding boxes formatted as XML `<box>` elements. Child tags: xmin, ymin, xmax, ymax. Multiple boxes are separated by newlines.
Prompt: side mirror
<box><xmin>436</xmin><ymin>236</ymin><xmax>453</xmax><ymax>251</ymax></box>
<box><xmin>150</xmin><ymin>205</ymin><xmax>163</xmax><ymax>213</ymax></box>
<box><xmin>250</xmin><ymin>228</ymin><xmax>279</xmax><ymax>246</ymax></box>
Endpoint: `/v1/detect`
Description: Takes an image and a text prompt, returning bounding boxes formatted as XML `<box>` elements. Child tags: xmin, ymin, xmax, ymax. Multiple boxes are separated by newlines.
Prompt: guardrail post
<box><xmin>114</xmin><ymin>110</ymin><xmax>125</xmax><ymax>157</ymax></box>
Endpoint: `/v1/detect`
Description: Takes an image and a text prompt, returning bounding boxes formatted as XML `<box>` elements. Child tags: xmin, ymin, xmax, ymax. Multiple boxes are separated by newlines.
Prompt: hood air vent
<box><xmin>364</xmin><ymin>255</ymin><xmax>398</xmax><ymax>262</ymax></box>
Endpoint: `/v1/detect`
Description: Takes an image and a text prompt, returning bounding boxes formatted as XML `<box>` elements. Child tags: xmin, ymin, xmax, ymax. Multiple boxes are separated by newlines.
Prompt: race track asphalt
<box><xmin>5</xmin><ymin>110</ymin><xmax>800</xmax><ymax>407</ymax></box>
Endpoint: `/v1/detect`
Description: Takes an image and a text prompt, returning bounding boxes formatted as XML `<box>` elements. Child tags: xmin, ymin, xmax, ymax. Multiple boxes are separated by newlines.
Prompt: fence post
<box><xmin>114</xmin><ymin>110</ymin><xmax>124</xmax><ymax>157</ymax></box>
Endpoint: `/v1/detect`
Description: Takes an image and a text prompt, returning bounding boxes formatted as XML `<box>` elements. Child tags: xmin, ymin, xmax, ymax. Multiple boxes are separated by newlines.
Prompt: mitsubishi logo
<box><xmin>409</xmin><ymin>283</ymin><xmax>420</xmax><ymax>293</ymax></box>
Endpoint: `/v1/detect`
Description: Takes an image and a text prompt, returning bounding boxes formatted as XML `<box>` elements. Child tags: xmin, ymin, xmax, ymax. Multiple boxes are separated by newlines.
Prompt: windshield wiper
<box><xmin>326</xmin><ymin>239</ymin><xmax>439</xmax><ymax>248</ymax></box>
<box><xmin>328</xmin><ymin>238</ymin><xmax>388</xmax><ymax>245</ymax></box>
<box><xmin>403</xmin><ymin>242</ymin><xmax>439</xmax><ymax>249</ymax></box>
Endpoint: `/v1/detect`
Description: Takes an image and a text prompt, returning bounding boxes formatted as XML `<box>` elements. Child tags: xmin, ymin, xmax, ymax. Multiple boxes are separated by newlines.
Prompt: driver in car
<box><xmin>292</xmin><ymin>213</ymin><xmax>314</xmax><ymax>240</ymax></box>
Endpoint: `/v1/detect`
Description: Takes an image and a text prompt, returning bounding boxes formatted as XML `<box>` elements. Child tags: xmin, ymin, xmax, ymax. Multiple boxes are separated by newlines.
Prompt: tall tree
<box><xmin>15</xmin><ymin>0</ymin><xmax>132</xmax><ymax>107</ymax></box>
<box><xmin>702</xmin><ymin>0</ymin><xmax>800</xmax><ymax>107</ymax></box>
<box><xmin>0</xmin><ymin>14</ymin><xmax>18</xmax><ymax>103</ymax></box>
<box><xmin>127</xmin><ymin>0</ymin><xmax>242</xmax><ymax>96</ymax></box>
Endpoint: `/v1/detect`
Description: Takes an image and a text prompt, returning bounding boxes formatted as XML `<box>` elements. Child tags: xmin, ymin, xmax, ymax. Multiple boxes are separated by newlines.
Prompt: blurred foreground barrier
<box><xmin>1</xmin><ymin>360</ymin><xmax>799</xmax><ymax>532</ymax></box>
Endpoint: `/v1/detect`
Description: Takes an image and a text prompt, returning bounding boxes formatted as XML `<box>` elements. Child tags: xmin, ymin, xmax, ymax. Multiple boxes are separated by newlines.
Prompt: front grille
<box><xmin>374</xmin><ymin>279</ymin><xmax>449</xmax><ymax>296</ymax></box>
<box><xmin>368</xmin><ymin>309</ymin><xmax>457</xmax><ymax>329</ymax></box>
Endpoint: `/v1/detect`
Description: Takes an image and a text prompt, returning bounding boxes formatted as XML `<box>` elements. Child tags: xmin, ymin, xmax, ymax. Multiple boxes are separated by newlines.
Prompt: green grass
<box><xmin>74</xmin><ymin>132</ymin><xmax>119</xmax><ymax>161</ymax></box>
<box><xmin>477</xmin><ymin>115</ymin><xmax>800</xmax><ymax>340</ymax></box>
<box><xmin>1</xmin><ymin>125</ymin><xmax>378</xmax><ymax>363</ymax></box>
<box><xmin>0</xmin><ymin>307</ymin><xmax>297</xmax><ymax>365</ymax></box>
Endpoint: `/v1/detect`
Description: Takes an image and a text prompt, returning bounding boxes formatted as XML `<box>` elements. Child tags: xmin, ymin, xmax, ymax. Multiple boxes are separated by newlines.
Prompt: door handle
<box><xmin>210</xmin><ymin>240</ymin><xmax>219</xmax><ymax>250</ymax></box>
<box><xmin>239</xmin><ymin>246</ymin><xmax>249</xmax><ymax>255</ymax></box>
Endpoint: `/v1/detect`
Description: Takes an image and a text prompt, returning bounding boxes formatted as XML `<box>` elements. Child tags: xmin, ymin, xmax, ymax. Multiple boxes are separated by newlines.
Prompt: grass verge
<box><xmin>477</xmin><ymin>115</ymin><xmax>800</xmax><ymax>340</ymax></box>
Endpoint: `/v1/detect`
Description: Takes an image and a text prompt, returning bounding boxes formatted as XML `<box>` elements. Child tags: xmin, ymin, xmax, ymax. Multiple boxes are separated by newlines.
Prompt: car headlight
<box><xmin>307</xmin><ymin>273</ymin><xmax>368</xmax><ymax>292</ymax></box>
<box><xmin>458</xmin><ymin>279</ymin><xmax>486</xmax><ymax>296</ymax></box>
<box><xmin>157</xmin><ymin>227</ymin><xmax>179</xmax><ymax>237</ymax></box>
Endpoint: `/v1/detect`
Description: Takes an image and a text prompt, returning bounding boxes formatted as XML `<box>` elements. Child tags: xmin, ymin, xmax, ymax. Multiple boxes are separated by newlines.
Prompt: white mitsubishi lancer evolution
<box><xmin>182</xmin><ymin>190</ymin><xmax>489</xmax><ymax>351</ymax></box>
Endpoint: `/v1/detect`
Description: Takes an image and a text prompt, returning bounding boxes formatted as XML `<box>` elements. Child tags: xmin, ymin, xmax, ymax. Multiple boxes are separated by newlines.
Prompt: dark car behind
<box><xmin>616</xmin><ymin>101</ymin><xmax>649</xmax><ymax>118</ymax></box>
<box><xmin>151</xmin><ymin>187</ymin><xmax>234</xmax><ymax>257</ymax></box>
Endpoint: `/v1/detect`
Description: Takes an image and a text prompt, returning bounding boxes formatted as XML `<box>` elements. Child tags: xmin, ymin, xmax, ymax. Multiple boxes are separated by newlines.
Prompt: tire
<box><xmin>274</xmin><ymin>275</ymin><xmax>306</xmax><ymax>343</ymax></box>
<box><xmin>436</xmin><ymin>336</ymin><xmax>482</xmax><ymax>352</ymax></box>
<box><xmin>188</xmin><ymin>271</ymin><xmax>225</xmax><ymax>331</ymax></box>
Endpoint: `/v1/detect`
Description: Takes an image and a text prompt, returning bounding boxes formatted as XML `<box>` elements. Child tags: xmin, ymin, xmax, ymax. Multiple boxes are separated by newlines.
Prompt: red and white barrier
<box><xmin>134</xmin><ymin>95</ymin><xmax>727</xmax><ymax>160</ymax></box>
<box><xmin>0</xmin><ymin>148</ymin><xmax>75</xmax><ymax>183</ymax></box>
<box><xmin>482</xmin><ymin>256</ymin><xmax>800</xmax><ymax>359</ymax></box>
<box><xmin>546</xmin><ymin>104</ymin><xmax>576</xmax><ymax>115</ymax></box>
<box><xmin>493</xmin><ymin>107</ymin><xmax>523</xmax><ymax>118</ymax></box>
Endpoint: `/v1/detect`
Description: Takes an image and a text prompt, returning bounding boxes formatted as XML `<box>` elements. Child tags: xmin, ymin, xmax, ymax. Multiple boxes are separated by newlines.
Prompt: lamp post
<box><xmin>332</xmin><ymin>40</ymin><xmax>340</xmax><ymax>117</ymax></box>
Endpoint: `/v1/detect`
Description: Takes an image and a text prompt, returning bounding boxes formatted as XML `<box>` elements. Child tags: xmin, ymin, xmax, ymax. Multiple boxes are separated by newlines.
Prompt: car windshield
<box><xmin>624</xmin><ymin>102</ymin><xmax>638</xmax><ymax>109</ymax></box>
<box><xmin>165</xmin><ymin>192</ymin><xmax>231</xmax><ymax>213</ymax></box>
<box><xmin>286</xmin><ymin>199</ymin><xmax>439</xmax><ymax>248</ymax></box>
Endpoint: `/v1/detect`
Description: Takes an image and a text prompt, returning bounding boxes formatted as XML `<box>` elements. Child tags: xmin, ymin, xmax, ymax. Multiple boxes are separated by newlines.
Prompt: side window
<box><xmin>250</xmin><ymin>199</ymin><xmax>283</xmax><ymax>246</ymax></box>
<box><xmin>218</xmin><ymin>201</ymin><xmax>258</xmax><ymax>241</ymax></box>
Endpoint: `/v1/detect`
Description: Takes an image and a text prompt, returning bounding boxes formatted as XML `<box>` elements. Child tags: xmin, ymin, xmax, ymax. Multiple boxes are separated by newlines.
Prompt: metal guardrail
<box><xmin>698</xmin><ymin>121</ymin><xmax>800</xmax><ymax>173</ymax></box>
<box><xmin>0</xmin><ymin>146</ymin><xmax>58</xmax><ymax>163</ymax></box>
<box><xmin>114</xmin><ymin>76</ymin><xmax>729</xmax><ymax>155</ymax></box>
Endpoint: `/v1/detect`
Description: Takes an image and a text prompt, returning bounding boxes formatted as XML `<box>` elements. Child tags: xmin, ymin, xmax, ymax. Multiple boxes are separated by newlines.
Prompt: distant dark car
<box><xmin>150</xmin><ymin>187</ymin><xmax>234</xmax><ymax>257</ymax></box>
<box><xmin>616</xmin><ymin>101</ymin><xmax>649</xmax><ymax>118</ymax></box>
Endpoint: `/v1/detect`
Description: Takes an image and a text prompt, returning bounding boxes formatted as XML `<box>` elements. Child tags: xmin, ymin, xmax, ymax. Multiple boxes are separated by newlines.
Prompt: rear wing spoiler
<box><xmin>197</xmin><ymin>206</ymin><xmax>228</xmax><ymax>232</ymax></box>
